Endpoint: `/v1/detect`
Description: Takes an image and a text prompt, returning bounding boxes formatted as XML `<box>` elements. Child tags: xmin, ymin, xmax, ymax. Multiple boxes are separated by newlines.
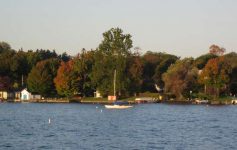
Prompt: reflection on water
<box><xmin>0</xmin><ymin>103</ymin><xmax>237</xmax><ymax>150</ymax></box>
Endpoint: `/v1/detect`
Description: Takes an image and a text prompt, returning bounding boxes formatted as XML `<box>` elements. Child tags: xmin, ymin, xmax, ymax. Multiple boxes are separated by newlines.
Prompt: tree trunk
<box><xmin>216</xmin><ymin>87</ymin><xmax>220</xmax><ymax>99</ymax></box>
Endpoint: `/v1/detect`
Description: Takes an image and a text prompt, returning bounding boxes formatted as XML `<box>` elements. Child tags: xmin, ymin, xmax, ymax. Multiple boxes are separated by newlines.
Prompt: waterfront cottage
<box><xmin>0</xmin><ymin>91</ymin><xmax>8</xmax><ymax>100</ymax></box>
<box><xmin>20</xmin><ymin>89</ymin><xmax>42</xmax><ymax>101</ymax></box>
<box><xmin>0</xmin><ymin>91</ymin><xmax>14</xmax><ymax>100</ymax></box>
<box><xmin>21</xmin><ymin>89</ymin><xmax>31</xmax><ymax>101</ymax></box>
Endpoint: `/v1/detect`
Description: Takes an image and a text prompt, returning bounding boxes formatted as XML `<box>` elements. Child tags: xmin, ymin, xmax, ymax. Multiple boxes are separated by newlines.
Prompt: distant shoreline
<box><xmin>2</xmin><ymin>98</ymin><xmax>237</xmax><ymax>105</ymax></box>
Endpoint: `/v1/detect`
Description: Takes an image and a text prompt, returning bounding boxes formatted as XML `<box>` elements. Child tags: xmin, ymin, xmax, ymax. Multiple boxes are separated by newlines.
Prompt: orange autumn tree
<box><xmin>54</xmin><ymin>60</ymin><xmax>81</xmax><ymax>97</ymax></box>
<box><xmin>199</xmin><ymin>57</ymin><xmax>231</xmax><ymax>99</ymax></box>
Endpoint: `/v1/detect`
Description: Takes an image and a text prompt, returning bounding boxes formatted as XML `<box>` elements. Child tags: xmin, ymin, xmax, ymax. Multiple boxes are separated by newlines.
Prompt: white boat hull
<box><xmin>105</xmin><ymin>105</ymin><xmax>133</xmax><ymax>109</ymax></box>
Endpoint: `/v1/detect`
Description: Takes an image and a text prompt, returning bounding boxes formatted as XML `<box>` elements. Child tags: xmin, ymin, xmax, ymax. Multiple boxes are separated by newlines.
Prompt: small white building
<box><xmin>20</xmin><ymin>88</ymin><xmax>42</xmax><ymax>101</ymax></box>
<box><xmin>94</xmin><ymin>90</ymin><xmax>102</xmax><ymax>98</ymax></box>
<box><xmin>21</xmin><ymin>88</ymin><xmax>31</xmax><ymax>100</ymax></box>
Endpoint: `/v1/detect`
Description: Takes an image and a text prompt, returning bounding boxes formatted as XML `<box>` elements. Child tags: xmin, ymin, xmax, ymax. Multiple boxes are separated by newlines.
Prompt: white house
<box><xmin>20</xmin><ymin>88</ymin><xmax>42</xmax><ymax>101</ymax></box>
<box><xmin>21</xmin><ymin>89</ymin><xmax>31</xmax><ymax>101</ymax></box>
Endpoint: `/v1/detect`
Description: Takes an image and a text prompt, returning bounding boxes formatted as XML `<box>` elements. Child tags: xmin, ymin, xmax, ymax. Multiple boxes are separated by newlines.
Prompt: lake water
<box><xmin>0</xmin><ymin>103</ymin><xmax>237</xmax><ymax>150</ymax></box>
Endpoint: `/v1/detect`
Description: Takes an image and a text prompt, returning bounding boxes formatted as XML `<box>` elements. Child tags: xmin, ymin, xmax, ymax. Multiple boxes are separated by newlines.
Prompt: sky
<box><xmin>0</xmin><ymin>0</ymin><xmax>237</xmax><ymax>57</ymax></box>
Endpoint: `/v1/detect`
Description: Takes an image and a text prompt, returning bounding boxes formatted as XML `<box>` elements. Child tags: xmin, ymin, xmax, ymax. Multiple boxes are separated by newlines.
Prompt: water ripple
<box><xmin>0</xmin><ymin>103</ymin><xmax>237</xmax><ymax>149</ymax></box>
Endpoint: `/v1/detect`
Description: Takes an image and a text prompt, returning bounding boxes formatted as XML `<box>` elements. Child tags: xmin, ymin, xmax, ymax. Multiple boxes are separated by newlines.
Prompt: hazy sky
<box><xmin>0</xmin><ymin>0</ymin><xmax>237</xmax><ymax>57</ymax></box>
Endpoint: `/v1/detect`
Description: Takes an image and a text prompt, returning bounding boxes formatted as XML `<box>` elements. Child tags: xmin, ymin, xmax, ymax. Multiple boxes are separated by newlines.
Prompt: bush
<box><xmin>138</xmin><ymin>92</ymin><xmax>160</xmax><ymax>97</ymax></box>
<box><xmin>197</xmin><ymin>92</ymin><xmax>213</xmax><ymax>100</ymax></box>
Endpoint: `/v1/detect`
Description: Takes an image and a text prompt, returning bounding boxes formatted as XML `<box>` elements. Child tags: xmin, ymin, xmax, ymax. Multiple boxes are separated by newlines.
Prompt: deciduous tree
<box><xmin>199</xmin><ymin>57</ymin><xmax>231</xmax><ymax>99</ymax></box>
<box><xmin>142</xmin><ymin>51</ymin><xmax>178</xmax><ymax>92</ymax></box>
<box><xmin>209</xmin><ymin>44</ymin><xmax>225</xmax><ymax>56</ymax></box>
<box><xmin>194</xmin><ymin>53</ymin><xmax>217</xmax><ymax>69</ymax></box>
<box><xmin>127</xmin><ymin>54</ymin><xmax>144</xmax><ymax>95</ymax></box>
<box><xmin>92</xmin><ymin>28</ymin><xmax>133</xmax><ymax>97</ymax></box>
<box><xmin>163</xmin><ymin>58</ymin><xmax>198</xmax><ymax>100</ymax></box>
<box><xmin>27</xmin><ymin>59</ymin><xmax>60</xmax><ymax>97</ymax></box>
<box><xmin>54</xmin><ymin>60</ymin><xmax>81</xmax><ymax>97</ymax></box>
<box><xmin>74</xmin><ymin>49</ymin><xmax>95</xmax><ymax>96</ymax></box>
<box><xmin>0</xmin><ymin>76</ymin><xmax>11</xmax><ymax>90</ymax></box>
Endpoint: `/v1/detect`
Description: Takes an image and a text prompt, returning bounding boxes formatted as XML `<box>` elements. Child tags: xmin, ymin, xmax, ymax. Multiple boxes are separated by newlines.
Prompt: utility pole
<box><xmin>21</xmin><ymin>75</ymin><xmax>24</xmax><ymax>87</ymax></box>
<box><xmin>204</xmin><ymin>76</ymin><xmax>208</xmax><ymax>94</ymax></box>
<box><xmin>190</xmin><ymin>91</ymin><xmax>192</xmax><ymax>101</ymax></box>
<box><xmin>114</xmin><ymin>69</ymin><xmax>116</xmax><ymax>98</ymax></box>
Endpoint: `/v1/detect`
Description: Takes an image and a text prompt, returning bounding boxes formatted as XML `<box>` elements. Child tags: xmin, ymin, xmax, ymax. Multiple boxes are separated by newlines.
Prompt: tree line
<box><xmin>0</xmin><ymin>28</ymin><xmax>237</xmax><ymax>100</ymax></box>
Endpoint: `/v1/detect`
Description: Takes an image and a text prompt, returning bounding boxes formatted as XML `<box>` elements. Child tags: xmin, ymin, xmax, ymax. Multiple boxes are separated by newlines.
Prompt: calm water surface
<box><xmin>0</xmin><ymin>103</ymin><xmax>237</xmax><ymax>150</ymax></box>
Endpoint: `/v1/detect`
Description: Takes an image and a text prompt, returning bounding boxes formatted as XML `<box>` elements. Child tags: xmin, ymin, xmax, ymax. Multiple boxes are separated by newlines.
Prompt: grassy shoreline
<box><xmin>2</xmin><ymin>95</ymin><xmax>236</xmax><ymax>105</ymax></box>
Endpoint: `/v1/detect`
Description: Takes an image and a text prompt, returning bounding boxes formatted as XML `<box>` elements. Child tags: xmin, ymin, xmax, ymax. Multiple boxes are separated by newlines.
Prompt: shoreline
<box><xmin>1</xmin><ymin>99</ymin><xmax>237</xmax><ymax>105</ymax></box>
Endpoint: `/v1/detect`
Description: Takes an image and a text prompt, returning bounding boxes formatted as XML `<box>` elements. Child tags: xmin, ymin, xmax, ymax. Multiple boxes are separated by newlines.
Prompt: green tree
<box><xmin>126</xmin><ymin>54</ymin><xmax>144</xmax><ymax>95</ymax></box>
<box><xmin>142</xmin><ymin>51</ymin><xmax>178</xmax><ymax>92</ymax></box>
<box><xmin>224</xmin><ymin>52</ymin><xmax>237</xmax><ymax>95</ymax></box>
<box><xmin>194</xmin><ymin>53</ymin><xmax>217</xmax><ymax>69</ymax></box>
<box><xmin>163</xmin><ymin>58</ymin><xmax>199</xmax><ymax>100</ymax></box>
<box><xmin>26</xmin><ymin>49</ymin><xmax>58</xmax><ymax>72</ymax></box>
<box><xmin>92</xmin><ymin>28</ymin><xmax>133</xmax><ymax>97</ymax></box>
<box><xmin>27</xmin><ymin>58</ymin><xmax>60</xmax><ymax>97</ymax></box>
<box><xmin>74</xmin><ymin>49</ymin><xmax>95</xmax><ymax>96</ymax></box>
<box><xmin>0</xmin><ymin>42</ymin><xmax>11</xmax><ymax>53</ymax></box>
<box><xmin>10</xmin><ymin>50</ymin><xmax>28</xmax><ymax>88</ymax></box>
<box><xmin>0</xmin><ymin>45</ymin><xmax>15</xmax><ymax>76</ymax></box>
<box><xmin>0</xmin><ymin>76</ymin><xmax>11</xmax><ymax>90</ymax></box>
<box><xmin>58</xmin><ymin>52</ymin><xmax>71</xmax><ymax>62</ymax></box>
<box><xmin>152</xmin><ymin>54</ymin><xmax>178</xmax><ymax>88</ymax></box>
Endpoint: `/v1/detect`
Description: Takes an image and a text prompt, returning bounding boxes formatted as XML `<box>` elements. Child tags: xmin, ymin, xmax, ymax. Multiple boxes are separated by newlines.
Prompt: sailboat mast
<box><xmin>114</xmin><ymin>69</ymin><xmax>116</xmax><ymax>97</ymax></box>
<box><xmin>21</xmin><ymin>74</ymin><xmax>24</xmax><ymax>87</ymax></box>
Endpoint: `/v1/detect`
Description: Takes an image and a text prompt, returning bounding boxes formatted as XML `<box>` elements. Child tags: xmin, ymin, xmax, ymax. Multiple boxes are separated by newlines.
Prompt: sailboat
<box><xmin>105</xmin><ymin>104</ymin><xmax>133</xmax><ymax>109</ymax></box>
<box><xmin>105</xmin><ymin>70</ymin><xmax>133</xmax><ymax>109</ymax></box>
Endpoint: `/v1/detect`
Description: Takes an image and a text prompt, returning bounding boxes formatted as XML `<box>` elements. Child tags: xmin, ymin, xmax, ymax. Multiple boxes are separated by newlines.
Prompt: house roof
<box><xmin>21</xmin><ymin>88</ymin><xmax>31</xmax><ymax>93</ymax></box>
